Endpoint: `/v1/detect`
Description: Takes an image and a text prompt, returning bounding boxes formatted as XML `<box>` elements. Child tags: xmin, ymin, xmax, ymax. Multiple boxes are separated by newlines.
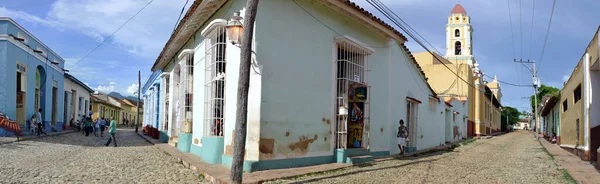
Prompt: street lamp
<box><xmin>226</xmin><ymin>11</ymin><xmax>243</xmax><ymax>45</ymax></box>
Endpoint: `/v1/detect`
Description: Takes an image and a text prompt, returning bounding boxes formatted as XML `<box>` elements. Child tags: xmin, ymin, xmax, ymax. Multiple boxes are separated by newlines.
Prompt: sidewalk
<box><xmin>136</xmin><ymin>132</ymin><xmax>457</xmax><ymax>184</ymax></box>
<box><xmin>537</xmin><ymin>135</ymin><xmax>600</xmax><ymax>184</ymax></box>
<box><xmin>0</xmin><ymin>129</ymin><xmax>78</xmax><ymax>145</ymax></box>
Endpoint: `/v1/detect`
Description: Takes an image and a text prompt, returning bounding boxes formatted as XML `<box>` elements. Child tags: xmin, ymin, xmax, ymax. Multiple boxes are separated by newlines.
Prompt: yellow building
<box><xmin>414</xmin><ymin>3</ymin><xmax>501</xmax><ymax>137</ymax></box>
<box><xmin>121</xmin><ymin>98</ymin><xmax>143</xmax><ymax>127</ymax></box>
<box><xmin>560</xmin><ymin>26</ymin><xmax>600</xmax><ymax>161</ymax></box>
<box><xmin>90</xmin><ymin>95</ymin><xmax>120</xmax><ymax>122</ymax></box>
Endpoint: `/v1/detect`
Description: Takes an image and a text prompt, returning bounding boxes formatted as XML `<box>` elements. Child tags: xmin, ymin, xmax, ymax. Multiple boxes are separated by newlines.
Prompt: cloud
<box><xmin>0</xmin><ymin>7</ymin><xmax>64</xmax><ymax>29</ymax></box>
<box><xmin>126</xmin><ymin>83</ymin><xmax>139</xmax><ymax>95</ymax></box>
<box><xmin>94</xmin><ymin>81</ymin><xmax>116</xmax><ymax>93</ymax></box>
<box><xmin>1</xmin><ymin>0</ymin><xmax>190</xmax><ymax>57</ymax></box>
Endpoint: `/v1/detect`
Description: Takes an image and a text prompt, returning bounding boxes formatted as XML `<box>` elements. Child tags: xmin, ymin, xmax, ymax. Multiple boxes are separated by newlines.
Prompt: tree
<box><xmin>530</xmin><ymin>84</ymin><xmax>560</xmax><ymax>113</ymax></box>
<box><xmin>501</xmin><ymin>106</ymin><xmax>520</xmax><ymax>131</ymax></box>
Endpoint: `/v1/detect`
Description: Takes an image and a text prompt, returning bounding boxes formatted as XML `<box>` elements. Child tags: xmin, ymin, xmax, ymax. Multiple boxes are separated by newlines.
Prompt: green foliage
<box><xmin>530</xmin><ymin>85</ymin><xmax>560</xmax><ymax>113</ymax></box>
<box><xmin>501</xmin><ymin>106</ymin><xmax>521</xmax><ymax>131</ymax></box>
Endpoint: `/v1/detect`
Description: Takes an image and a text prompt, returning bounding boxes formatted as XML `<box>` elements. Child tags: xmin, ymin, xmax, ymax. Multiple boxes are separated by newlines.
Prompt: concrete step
<box><xmin>347</xmin><ymin>155</ymin><xmax>374</xmax><ymax>164</ymax></box>
<box><xmin>168</xmin><ymin>137</ymin><xmax>178</xmax><ymax>147</ymax></box>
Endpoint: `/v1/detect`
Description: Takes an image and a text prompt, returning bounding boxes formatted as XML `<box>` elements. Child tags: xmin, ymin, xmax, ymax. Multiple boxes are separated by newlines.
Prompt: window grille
<box><xmin>164</xmin><ymin>76</ymin><xmax>170</xmax><ymax>131</ymax></box>
<box><xmin>204</xmin><ymin>26</ymin><xmax>227</xmax><ymax>136</ymax></box>
<box><xmin>334</xmin><ymin>39</ymin><xmax>371</xmax><ymax>149</ymax></box>
<box><xmin>180</xmin><ymin>50</ymin><xmax>194</xmax><ymax>134</ymax></box>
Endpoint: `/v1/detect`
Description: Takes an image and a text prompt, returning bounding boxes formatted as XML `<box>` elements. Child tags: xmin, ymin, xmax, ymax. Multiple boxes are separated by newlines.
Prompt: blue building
<box><xmin>0</xmin><ymin>17</ymin><xmax>65</xmax><ymax>136</ymax></box>
<box><xmin>141</xmin><ymin>70</ymin><xmax>166</xmax><ymax>142</ymax></box>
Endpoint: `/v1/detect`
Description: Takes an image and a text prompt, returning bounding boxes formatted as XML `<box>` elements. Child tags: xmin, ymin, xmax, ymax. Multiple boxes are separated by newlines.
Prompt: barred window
<box><xmin>204</xmin><ymin>23</ymin><xmax>227</xmax><ymax>136</ymax></box>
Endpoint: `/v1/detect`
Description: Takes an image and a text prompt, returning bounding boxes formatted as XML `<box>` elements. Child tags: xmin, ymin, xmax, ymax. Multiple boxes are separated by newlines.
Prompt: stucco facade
<box><xmin>90</xmin><ymin>94</ymin><xmax>121</xmax><ymax>122</ymax></box>
<box><xmin>414</xmin><ymin>4</ymin><xmax>502</xmax><ymax>137</ymax></box>
<box><xmin>146</xmin><ymin>0</ymin><xmax>461</xmax><ymax>172</ymax></box>
<box><xmin>0</xmin><ymin>17</ymin><xmax>66</xmax><ymax>136</ymax></box>
<box><xmin>63</xmin><ymin>73</ymin><xmax>93</xmax><ymax>126</ymax></box>
<box><xmin>560</xmin><ymin>26</ymin><xmax>600</xmax><ymax>161</ymax></box>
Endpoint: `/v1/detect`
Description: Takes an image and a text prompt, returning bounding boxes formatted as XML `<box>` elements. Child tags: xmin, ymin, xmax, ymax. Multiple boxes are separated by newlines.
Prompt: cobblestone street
<box><xmin>270</xmin><ymin>131</ymin><xmax>573</xmax><ymax>184</ymax></box>
<box><xmin>0</xmin><ymin>129</ymin><xmax>207</xmax><ymax>183</ymax></box>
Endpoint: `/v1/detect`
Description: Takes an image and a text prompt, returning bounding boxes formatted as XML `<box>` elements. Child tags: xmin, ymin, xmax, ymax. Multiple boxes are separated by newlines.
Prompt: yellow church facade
<box><xmin>414</xmin><ymin>3</ymin><xmax>502</xmax><ymax>137</ymax></box>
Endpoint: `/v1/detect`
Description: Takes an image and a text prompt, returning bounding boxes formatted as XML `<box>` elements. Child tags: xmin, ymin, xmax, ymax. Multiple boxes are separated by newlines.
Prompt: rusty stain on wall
<box><xmin>322</xmin><ymin>118</ymin><xmax>331</xmax><ymax>124</ymax></box>
<box><xmin>288</xmin><ymin>134</ymin><xmax>318</xmax><ymax>152</ymax></box>
<box><xmin>259</xmin><ymin>138</ymin><xmax>276</xmax><ymax>160</ymax></box>
<box><xmin>453</xmin><ymin>126</ymin><xmax>461</xmax><ymax>140</ymax></box>
<box><xmin>259</xmin><ymin>138</ymin><xmax>275</xmax><ymax>154</ymax></box>
<box><xmin>225</xmin><ymin>129</ymin><xmax>235</xmax><ymax>156</ymax></box>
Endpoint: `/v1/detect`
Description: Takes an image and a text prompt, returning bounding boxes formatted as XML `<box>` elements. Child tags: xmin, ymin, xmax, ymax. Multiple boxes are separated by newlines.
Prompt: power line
<box><xmin>72</xmin><ymin>0</ymin><xmax>154</xmax><ymax>67</ymax></box>
<box><xmin>536</xmin><ymin>0</ymin><xmax>556</xmax><ymax>73</ymax></box>
<box><xmin>291</xmin><ymin>0</ymin><xmax>389</xmax><ymax>48</ymax></box>
<box><xmin>172</xmin><ymin>0</ymin><xmax>189</xmax><ymax>35</ymax></box>
<box><xmin>506</xmin><ymin>0</ymin><xmax>516</xmax><ymax>60</ymax></box>
<box><xmin>367</xmin><ymin>0</ymin><xmax>477</xmax><ymax>90</ymax></box>
<box><xmin>483</xmin><ymin>73</ymin><xmax>530</xmax><ymax>87</ymax></box>
<box><xmin>519</xmin><ymin>0</ymin><xmax>523</xmax><ymax>59</ymax></box>
<box><xmin>367</xmin><ymin>0</ymin><xmax>532</xmax><ymax>92</ymax></box>
<box><xmin>527</xmin><ymin>0</ymin><xmax>536</xmax><ymax>60</ymax></box>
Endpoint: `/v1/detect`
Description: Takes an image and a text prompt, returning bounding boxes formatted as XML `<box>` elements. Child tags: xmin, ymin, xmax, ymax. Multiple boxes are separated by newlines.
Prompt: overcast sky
<box><xmin>2</xmin><ymin>0</ymin><xmax>598</xmax><ymax>112</ymax></box>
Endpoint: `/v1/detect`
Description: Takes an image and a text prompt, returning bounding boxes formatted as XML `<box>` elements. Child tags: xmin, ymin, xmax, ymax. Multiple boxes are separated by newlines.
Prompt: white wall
<box><xmin>63</xmin><ymin>77</ymin><xmax>90</xmax><ymax>122</ymax></box>
<box><xmin>251</xmin><ymin>0</ymin><xmax>443</xmax><ymax>159</ymax></box>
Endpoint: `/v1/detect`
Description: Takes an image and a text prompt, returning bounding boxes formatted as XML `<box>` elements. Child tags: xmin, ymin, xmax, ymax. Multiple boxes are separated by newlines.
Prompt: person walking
<box><xmin>100</xmin><ymin>118</ymin><xmax>106</xmax><ymax>137</ymax></box>
<box><xmin>84</xmin><ymin>116</ymin><xmax>92</xmax><ymax>136</ymax></box>
<box><xmin>36</xmin><ymin>108</ymin><xmax>48</xmax><ymax>136</ymax></box>
<box><xmin>105</xmin><ymin>118</ymin><xmax>117</xmax><ymax>147</ymax></box>
<box><xmin>30</xmin><ymin>114</ymin><xmax>38</xmax><ymax>136</ymax></box>
<box><xmin>94</xmin><ymin>119</ymin><xmax>100</xmax><ymax>137</ymax></box>
<box><xmin>397</xmin><ymin>119</ymin><xmax>409</xmax><ymax>155</ymax></box>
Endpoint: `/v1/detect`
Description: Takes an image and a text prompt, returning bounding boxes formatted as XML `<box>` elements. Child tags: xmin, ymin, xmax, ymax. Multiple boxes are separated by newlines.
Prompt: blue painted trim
<box><xmin>221</xmin><ymin>154</ymin><xmax>334</xmax><ymax>172</ymax></box>
<box><xmin>56</xmin><ymin>121</ymin><xmax>64</xmax><ymax>132</ymax></box>
<box><xmin>370</xmin><ymin>151</ymin><xmax>390</xmax><ymax>158</ymax></box>
<box><xmin>199</xmin><ymin>136</ymin><xmax>224</xmax><ymax>164</ymax></box>
<box><xmin>43</xmin><ymin>121</ymin><xmax>52</xmax><ymax>133</ymax></box>
<box><xmin>177</xmin><ymin>133</ymin><xmax>192</xmax><ymax>152</ymax></box>
<box><xmin>159</xmin><ymin>130</ymin><xmax>169</xmax><ymax>143</ymax></box>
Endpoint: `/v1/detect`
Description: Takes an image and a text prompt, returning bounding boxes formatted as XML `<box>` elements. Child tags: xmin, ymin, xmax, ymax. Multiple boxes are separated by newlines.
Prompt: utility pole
<box><xmin>515</xmin><ymin>59</ymin><xmax>538</xmax><ymax>136</ymax></box>
<box><xmin>136</xmin><ymin>70</ymin><xmax>140</xmax><ymax>133</ymax></box>
<box><xmin>231</xmin><ymin>0</ymin><xmax>259</xmax><ymax>183</ymax></box>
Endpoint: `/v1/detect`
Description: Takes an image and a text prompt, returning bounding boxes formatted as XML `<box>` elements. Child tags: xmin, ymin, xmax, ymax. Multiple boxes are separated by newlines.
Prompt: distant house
<box><xmin>63</xmin><ymin>73</ymin><xmax>94</xmax><ymax>127</ymax></box>
<box><xmin>0</xmin><ymin>17</ymin><xmax>67</xmax><ymax>136</ymax></box>
<box><xmin>559</xmin><ymin>26</ymin><xmax>600</xmax><ymax>162</ymax></box>
<box><xmin>141</xmin><ymin>70</ymin><xmax>166</xmax><ymax>141</ymax></box>
<box><xmin>540</xmin><ymin>94</ymin><xmax>560</xmax><ymax>143</ymax></box>
<box><xmin>90</xmin><ymin>93</ymin><xmax>121</xmax><ymax>122</ymax></box>
<box><xmin>147</xmin><ymin>0</ymin><xmax>455</xmax><ymax>172</ymax></box>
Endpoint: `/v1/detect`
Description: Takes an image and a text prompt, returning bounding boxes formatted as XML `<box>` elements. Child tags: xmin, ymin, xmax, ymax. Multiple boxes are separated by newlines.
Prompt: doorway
<box><xmin>15</xmin><ymin>70</ymin><xmax>26</xmax><ymax>126</ymax></box>
<box><xmin>406</xmin><ymin>100</ymin><xmax>419</xmax><ymax>151</ymax></box>
<box><xmin>445</xmin><ymin>108</ymin><xmax>452</xmax><ymax>143</ymax></box>
<box><xmin>52</xmin><ymin>87</ymin><xmax>57</xmax><ymax>126</ymax></box>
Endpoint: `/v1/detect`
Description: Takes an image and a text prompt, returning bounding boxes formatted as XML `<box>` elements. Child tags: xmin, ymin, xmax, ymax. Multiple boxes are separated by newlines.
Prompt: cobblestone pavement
<box><xmin>269</xmin><ymin>131</ymin><xmax>572</xmax><ymax>184</ymax></box>
<box><xmin>0</xmin><ymin>129</ymin><xmax>208</xmax><ymax>183</ymax></box>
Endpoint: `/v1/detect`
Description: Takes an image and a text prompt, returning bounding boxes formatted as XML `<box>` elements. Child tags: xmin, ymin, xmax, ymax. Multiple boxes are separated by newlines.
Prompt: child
<box><xmin>30</xmin><ymin>114</ymin><xmax>37</xmax><ymax>135</ymax></box>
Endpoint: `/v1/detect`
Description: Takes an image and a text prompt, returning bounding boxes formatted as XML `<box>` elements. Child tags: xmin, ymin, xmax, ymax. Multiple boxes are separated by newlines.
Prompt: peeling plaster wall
<box><xmin>449</xmin><ymin>99</ymin><xmax>467</xmax><ymax>142</ymax></box>
<box><xmin>253</xmin><ymin>0</ymin><xmax>444</xmax><ymax>159</ymax></box>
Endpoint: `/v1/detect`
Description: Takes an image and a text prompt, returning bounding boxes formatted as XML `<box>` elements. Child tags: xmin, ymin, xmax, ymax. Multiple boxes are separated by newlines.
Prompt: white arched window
<box><xmin>201</xmin><ymin>19</ymin><xmax>227</xmax><ymax>136</ymax></box>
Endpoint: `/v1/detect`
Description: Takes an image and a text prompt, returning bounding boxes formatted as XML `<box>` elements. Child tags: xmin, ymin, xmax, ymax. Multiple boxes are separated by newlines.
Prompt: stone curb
<box><xmin>134</xmin><ymin>132</ymin><xmax>233</xmax><ymax>183</ymax></box>
<box><xmin>0</xmin><ymin>130</ymin><xmax>79</xmax><ymax>145</ymax></box>
<box><xmin>136</xmin><ymin>132</ymin><xmax>473</xmax><ymax>184</ymax></box>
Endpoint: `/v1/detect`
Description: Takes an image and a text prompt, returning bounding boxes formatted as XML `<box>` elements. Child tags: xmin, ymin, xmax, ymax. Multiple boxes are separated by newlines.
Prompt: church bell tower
<box><xmin>445</xmin><ymin>3</ymin><xmax>473</xmax><ymax>62</ymax></box>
